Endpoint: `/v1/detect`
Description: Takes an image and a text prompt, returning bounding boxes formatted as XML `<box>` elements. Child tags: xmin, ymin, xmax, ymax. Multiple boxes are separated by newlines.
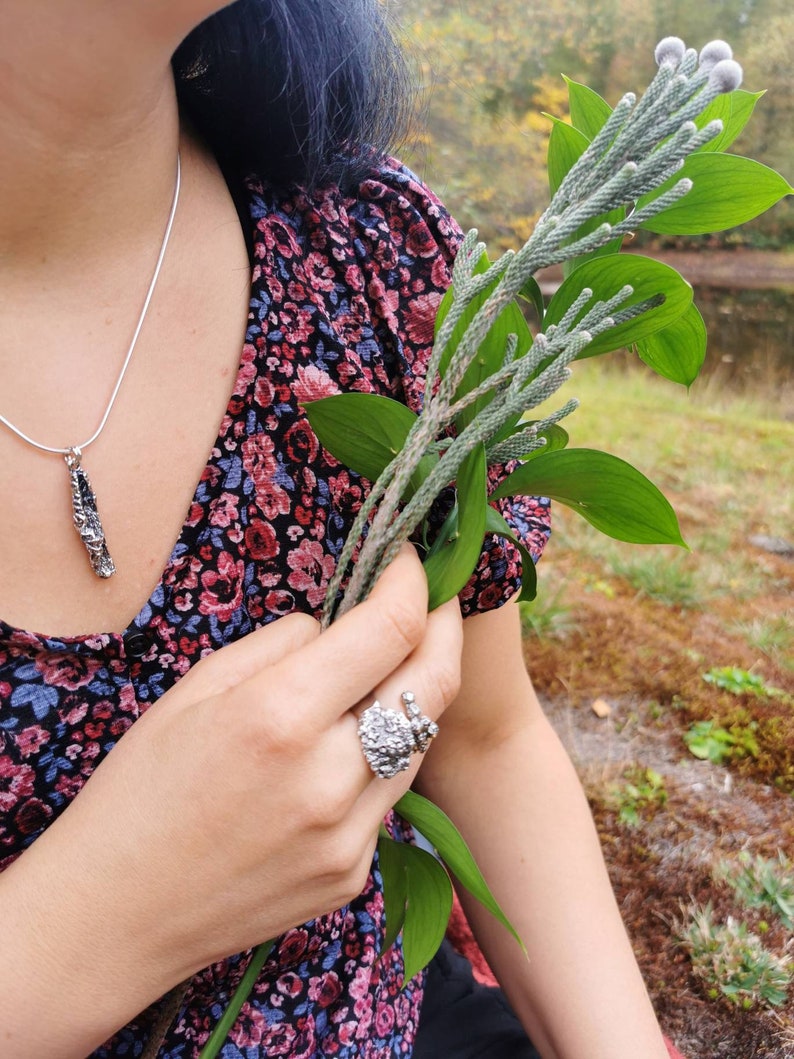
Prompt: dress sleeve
<box><xmin>344</xmin><ymin>158</ymin><xmax>551</xmax><ymax>617</ymax></box>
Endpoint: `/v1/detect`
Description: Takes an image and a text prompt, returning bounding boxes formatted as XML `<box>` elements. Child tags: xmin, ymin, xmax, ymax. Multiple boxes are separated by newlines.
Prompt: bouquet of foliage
<box><xmin>196</xmin><ymin>37</ymin><xmax>791</xmax><ymax>1056</ymax></box>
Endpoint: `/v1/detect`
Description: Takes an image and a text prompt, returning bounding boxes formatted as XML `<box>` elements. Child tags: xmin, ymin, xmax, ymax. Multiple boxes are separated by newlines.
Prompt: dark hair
<box><xmin>171</xmin><ymin>0</ymin><xmax>412</xmax><ymax>189</ymax></box>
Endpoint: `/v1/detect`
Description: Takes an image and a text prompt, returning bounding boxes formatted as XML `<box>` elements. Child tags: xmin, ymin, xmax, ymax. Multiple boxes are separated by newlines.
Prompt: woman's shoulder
<box><xmin>245</xmin><ymin>156</ymin><xmax>463</xmax><ymax>266</ymax></box>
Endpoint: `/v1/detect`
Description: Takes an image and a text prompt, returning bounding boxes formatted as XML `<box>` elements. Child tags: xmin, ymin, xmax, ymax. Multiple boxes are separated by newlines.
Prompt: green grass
<box><xmin>530</xmin><ymin>358</ymin><xmax>794</xmax><ymax>613</ymax></box>
<box><xmin>677</xmin><ymin>903</ymin><xmax>793</xmax><ymax>1009</ymax></box>
<box><xmin>732</xmin><ymin>616</ymin><xmax>794</xmax><ymax>670</ymax></box>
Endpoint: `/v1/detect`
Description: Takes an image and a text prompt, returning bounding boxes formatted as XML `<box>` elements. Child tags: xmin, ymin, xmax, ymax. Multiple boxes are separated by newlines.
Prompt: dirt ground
<box><xmin>527</xmin><ymin>548</ymin><xmax>794</xmax><ymax>1058</ymax></box>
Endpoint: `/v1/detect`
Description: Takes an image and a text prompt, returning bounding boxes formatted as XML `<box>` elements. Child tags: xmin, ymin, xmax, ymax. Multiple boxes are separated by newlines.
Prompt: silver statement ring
<box><xmin>358</xmin><ymin>691</ymin><xmax>440</xmax><ymax>780</ymax></box>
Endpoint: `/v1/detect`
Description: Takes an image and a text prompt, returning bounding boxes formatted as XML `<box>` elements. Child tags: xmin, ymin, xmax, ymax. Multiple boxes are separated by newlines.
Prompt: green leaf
<box><xmin>518</xmin><ymin>275</ymin><xmax>546</xmax><ymax>324</ymax></box>
<box><xmin>529</xmin><ymin>423</ymin><xmax>569</xmax><ymax>458</ymax></box>
<box><xmin>635</xmin><ymin>302</ymin><xmax>707</xmax><ymax>387</ymax></box>
<box><xmin>547</xmin><ymin>118</ymin><xmax>589</xmax><ymax>196</ymax></box>
<box><xmin>395</xmin><ymin>841</ymin><xmax>453</xmax><ymax>984</ymax></box>
<box><xmin>638</xmin><ymin>154</ymin><xmax>793</xmax><ymax>235</ymax></box>
<box><xmin>199</xmin><ymin>940</ymin><xmax>275</xmax><ymax>1058</ymax></box>
<box><xmin>491</xmin><ymin>448</ymin><xmax>686</xmax><ymax>547</ymax></box>
<box><xmin>395</xmin><ymin>790</ymin><xmax>524</xmax><ymax>949</ymax></box>
<box><xmin>545</xmin><ymin>255</ymin><xmax>692</xmax><ymax>357</ymax></box>
<box><xmin>423</xmin><ymin>444</ymin><xmax>488</xmax><ymax>610</ymax></box>
<box><xmin>561</xmin><ymin>209</ymin><xmax>625</xmax><ymax>276</ymax></box>
<box><xmin>546</xmin><ymin>118</ymin><xmax>624</xmax><ymax>272</ymax></box>
<box><xmin>303</xmin><ymin>393</ymin><xmax>435</xmax><ymax>497</ymax></box>
<box><xmin>377</xmin><ymin>832</ymin><xmax>409</xmax><ymax>959</ymax></box>
<box><xmin>485</xmin><ymin>506</ymin><xmax>538</xmax><ymax>602</ymax></box>
<box><xmin>488</xmin><ymin>421</ymin><xmax>569</xmax><ymax>464</ymax></box>
<box><xmin>695</xmin><ymin>90</ymin><xmax>765</xmax><ymax>154</ymax></box>
<box><xmin>436</xmin><ymin>256</ymin><xmax>533</xmax><ymax>430</ymax></box>
<box><xmin>564</xmin><ymin>76</ymin><xmax>612</xmax><ymax>140</ymax></box>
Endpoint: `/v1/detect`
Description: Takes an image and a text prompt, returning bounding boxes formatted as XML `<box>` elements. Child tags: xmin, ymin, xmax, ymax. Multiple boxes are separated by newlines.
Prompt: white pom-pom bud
<box><xmin>655</xmin><ymin>36</ymin><xmax>686</xmax><ymax>67</ymax></box>
<box><xmin>699</xmin><ymin>40</ymin><xmax>733</xmax><ymax>71</ymax></box>
<box><xmin>708</xmin><ymin>59</ymin><xmax>743</xmax><ymax>93</ymax></box>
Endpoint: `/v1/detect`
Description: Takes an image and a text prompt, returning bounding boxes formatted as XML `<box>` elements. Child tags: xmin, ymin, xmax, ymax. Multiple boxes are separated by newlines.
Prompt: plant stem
<box><xmin>198</xmin><ymin>941</ymin><xmax>275</xmax><ymax>1059</ymax></box>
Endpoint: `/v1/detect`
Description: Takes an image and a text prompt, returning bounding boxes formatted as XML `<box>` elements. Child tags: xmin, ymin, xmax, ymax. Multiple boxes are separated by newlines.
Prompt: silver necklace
<box><xmin>1</xmin><ymin>153</ymin><xmax>182</xmax><ymax>579</ymax></box>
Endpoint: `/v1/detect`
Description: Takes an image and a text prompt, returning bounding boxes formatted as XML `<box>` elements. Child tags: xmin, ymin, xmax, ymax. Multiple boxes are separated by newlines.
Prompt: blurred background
<box><xmin>395</xmin><ymin>3</ymin><xmax>794</xmax><ymax>1055</ymax></box>
<box><xmin>398</xmin><ymin>0</ymin><xmax>792</xmax><ymax>408</ymax></box>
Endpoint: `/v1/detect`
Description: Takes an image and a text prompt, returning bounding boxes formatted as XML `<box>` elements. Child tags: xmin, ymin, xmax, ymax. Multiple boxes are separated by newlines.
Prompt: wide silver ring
<box><xmin>358</xmin><ymin>691</ymin><xmax>440</xmax><ymax>780</ymax></box>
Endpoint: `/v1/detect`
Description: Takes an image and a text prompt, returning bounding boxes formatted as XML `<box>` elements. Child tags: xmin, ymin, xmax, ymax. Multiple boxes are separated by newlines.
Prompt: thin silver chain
<box><xmin>0</xmin><ymin>152</ymin><xmax>182</xmax><ymax>455</ymax></box>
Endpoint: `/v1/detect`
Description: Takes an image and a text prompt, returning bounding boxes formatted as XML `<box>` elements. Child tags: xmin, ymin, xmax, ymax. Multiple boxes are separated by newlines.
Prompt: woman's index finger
<box><xmin>267</xmin><ymin>545</ymin><xmax>430</xmax><ymax>722</ymax></box>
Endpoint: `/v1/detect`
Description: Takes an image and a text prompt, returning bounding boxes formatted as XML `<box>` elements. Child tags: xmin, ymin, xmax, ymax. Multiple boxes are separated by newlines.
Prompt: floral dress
<box><xmin>0</xmin><ymin>161</ymin><xmax>551</xmax><ymax>1058</ymax></box>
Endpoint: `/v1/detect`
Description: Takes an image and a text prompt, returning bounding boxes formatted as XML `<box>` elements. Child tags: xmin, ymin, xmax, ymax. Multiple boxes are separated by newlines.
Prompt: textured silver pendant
<box><xmin>65</xmin><ymin>447</ymin><xmax>116</xmax><ymax>578</ymax></box>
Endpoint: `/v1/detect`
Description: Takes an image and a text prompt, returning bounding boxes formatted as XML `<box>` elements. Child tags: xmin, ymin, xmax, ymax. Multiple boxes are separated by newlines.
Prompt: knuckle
<box><xmin>427</xmin><ymin>656</ymin><xmax>462</xmax><ymax>709</ymax></box>
<box><xmin>378</xmin><ymin>595</ymin><xmax>426</xmax><ymax>656</ymax></box>
<box><xmin>321</xmin><ymin>833</ymin><xmax>361</xmax><ymax>884</ymax></box>
<box><xmin>284</xmin><ymin>611</ymin><xmax>322</xmax><ymax>642</ymax></box>
<box><xmin>303</xmin><ymin>780</ymin><xmax>355</xmax><ymax>830</ymax></box>
<box><xmin>327</xmin><ymin>837</ymin><xmax>374</xmax><ymax>906</ymax></box>
<box><xmin>237</xmin><ymin>698</ymin><xmax>299</xmax><ymax>763</ymax></box>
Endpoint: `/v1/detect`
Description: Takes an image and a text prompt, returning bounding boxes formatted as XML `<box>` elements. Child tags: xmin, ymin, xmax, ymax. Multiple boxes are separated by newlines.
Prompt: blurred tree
<box><xmin>395</xmin><ymin>0</ymin><xmax>792</xmax><ymax>247</ymax></box>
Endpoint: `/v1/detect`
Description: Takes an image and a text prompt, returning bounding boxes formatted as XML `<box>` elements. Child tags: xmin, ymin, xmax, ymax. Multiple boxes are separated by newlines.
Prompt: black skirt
<box><xmin>413</xmin><ymin>942</ymin><xmax>542</xmax><ymax>1059</ymax></box>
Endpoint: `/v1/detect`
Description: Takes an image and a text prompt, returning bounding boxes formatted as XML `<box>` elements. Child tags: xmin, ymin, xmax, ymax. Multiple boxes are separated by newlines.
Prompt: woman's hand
<box><xmin>0</xmin><ymin>545</ymin><xmax>462</xmax><ymax>1057</ymax></box>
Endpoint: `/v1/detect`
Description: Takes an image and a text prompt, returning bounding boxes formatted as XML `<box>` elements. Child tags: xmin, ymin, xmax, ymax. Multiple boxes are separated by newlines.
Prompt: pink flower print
<box><xmin>14</xmin><ymin>797</ymin><xmax>53</xmax><ymax>836</ymax></box>
<box><xmin>254</xmin><ymin>376</ymin><xmax>275</xmax><ymax>409</ymax></box>
<box><xmin>338</xmin><ymin>1021</ymin><xmax>357</xmax><ymax>1045</ymax></box>
<box><xmin>242</xmin><ymin>434</ymin><xmax>291</xmax><ymax>520</ymax></box>
<box><xmin>198</xmin><ymin>552</ymin><xmax>245</xmax><ymax>622</ymax></box>
<box><xmin>404</xmin><ymin>292</ymin><xmax>442</xmax><ymax>347</ymax></box>
<box><xmin>34</xmin><ymin>651</ymin><xmax>102</xmax><ymax>691</ymax></box>
<box><xmin>286</xmin><ymin>540</ymin><xmax>336</xmax><ymax>608</ymax></box>
<box><xmin>284</xmin><ymin>420</ymin><xmax>319</xmax><ymax>465</ymax></box>
<box><xmin>276</xmin><ymin>972</ymin><xmax>303</xmax><ymax>999</ymax></box>
<box><xmin>280</xmin><ymin>304</ymin><xmax>314</xmax><ymax>345</ymax></box>
<box><xmin>292</xmin><ymin>364</ymin><xmax>341</xmax><ymax>405</ymax></box>
<box><xmin>349</xmin><ymin>964</ymin><xmax>372</xmax><ymax>1002</ymax></box>
<box><xmin>0</xmin><ymin>756</ymin><xmax>36</xmax><ymax>812</ymax></box>
<box><xmin>366</xmin><ymin>276</ymin><xmax>400</xmax><ymax>324</ymax></box>
<box><xmin>244</xmin><ymin>519</ymin><xmax>280</xmax><ymax>562</ymax></box>
<box><xmin>278</xmin><ymin>927</ymin><xmax>309</xmax><ymax>967</ymax></box>
<box><xmin>431</xmin><ymin>253</ymin><xmax>451</xmax><ymax>289</ymax></box>
<box><xmin>261</xmin><ymin>1021</ymin><xmax>296</xmax><ymax>1056</ymax></box>
<box><xmin>344</xmin><ymin>264</ymin><xmax>365</xmax><ymax>292</ymax></box>
<box><xmin>117</xmin><ymin>683</ymin><xmax>139</xmax><ymax>715</ymax></box>
<box><xmin>14</xmin><ymin>725</ymin><xmax>50</xmax><ymax>759</ymax></box>
<box><xmin>304</xmin><ymin>251</ymin><xmax>337</xmax><ymax>292</ymax></box>
<box><xmin>208</xmin><ymin>492</ymin><xmax>241</xmax><ymax>529</ymax></box>
<box><xmin>307</xmin><ymin>970</ymin><xmax>343</xmax><ymax>1008</ymax></box>
<box><xmin>405</xmin><ymin>219</ymin><xmax>437</xmax><ymax>259</ymax></box>
<box><xmin>375</xmin><ymin>1002</ymin><xmax>395</xmax><ymax>1038</ymax></box>
<box><xmin>229</xmin><ymin>1004</ymin><xmax>267</xmax><ymax>1048</ymax></box>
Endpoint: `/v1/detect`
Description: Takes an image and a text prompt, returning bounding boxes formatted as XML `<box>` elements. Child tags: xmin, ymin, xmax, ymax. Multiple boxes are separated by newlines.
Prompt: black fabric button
<box><xmin>123</xmin><ymin>629</ymin><xmax>151</xmax><ymax>659</ymax></box>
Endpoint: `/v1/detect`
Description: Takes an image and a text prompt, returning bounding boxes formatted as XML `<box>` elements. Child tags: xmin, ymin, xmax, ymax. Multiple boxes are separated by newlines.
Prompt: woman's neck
<box><xmin>0</xmin><ymin>3</ymin><xmax>206</xmax><ymax>275</ymax></box>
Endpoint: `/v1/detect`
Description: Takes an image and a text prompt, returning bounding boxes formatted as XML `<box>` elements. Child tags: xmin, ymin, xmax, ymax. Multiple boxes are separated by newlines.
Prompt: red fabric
<box><xmin>447</xmin><ymin>894</ymin><xmax>688</xmax><ymax>1059</ymax></box>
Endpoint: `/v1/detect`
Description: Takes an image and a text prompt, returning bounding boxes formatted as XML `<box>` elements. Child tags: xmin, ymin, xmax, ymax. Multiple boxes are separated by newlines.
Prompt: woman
<box><xmin>0</xmin><ymin>2</ymin><xmax>673</xmax><ymax>1056</ymax></box>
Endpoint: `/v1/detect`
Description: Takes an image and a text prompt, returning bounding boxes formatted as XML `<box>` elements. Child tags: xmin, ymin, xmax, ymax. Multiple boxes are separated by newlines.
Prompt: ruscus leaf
<box><xmin>546</xmin><ymin>118</ymin><xmax>589</xmax><ymax>196</ymax></box>
<box><xmin>694</xmin><ymin>90</ymin><xmax>765</xmax><ymax>154</ymax></box>
<box><xmin>394</xmin><ymin>842</ymin><xmax>453</xmax><ymax>985</ymax></box>
<box><xmin>518</xmin><ymin>275</ymin><xmax>546</xmax><ymax>324</ymax></box>
<box><xmin>636</xmin><ymin>302</ymin><xmax>707</xmax><ymax>386</ymax></box>
<box><xmin>436</xmin><ymin>255</ymin><xmax>533</xmax><ymax>429</ymax></box>
<box><xmin>303</xmin><ymin>393</ymin><xmax>435</xmax><ymax>498</ymax></box>
<box><xmin>491</xmin><ymin>448</ymin><xmax>687</xmax><ymax>547</ymax></box>
<box><xmin>564</xmin><ymin>76</ymin><xmax>612</xmax><ymax>140</ymax></box>
<box><xmin>377</xmin><ymin>833</ymin><xmax>408</xmax><ymax>959</ymax></box>
<box><xmin>485</xmin><ymin>506</ymin><xmax>538</xmax><ymax>602</ymax></box>
<box><xmin>424</xmin><ymin>444</ymin><xmax>488</xmax><ymax>610</ymax></box>
<box><xmin>637</xmin><ymin>154</ymin><xmax>793</xmax><ymax>235</ymax></box>
<box><xmin>395</xmin><ymin>791</ymin><xmax>524</xmax><ymax>948</ymax></box>
<box><xmin>544</xmin><ymin>255</ymin><xmax>692</xmax><ymax>357</ymax></box>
